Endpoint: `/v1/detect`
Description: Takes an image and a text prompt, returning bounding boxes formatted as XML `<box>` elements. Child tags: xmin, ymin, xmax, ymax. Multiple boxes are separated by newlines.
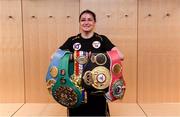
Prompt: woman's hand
<box><xmin>111</xmin><ymin>47</ymin><xmax>124</xmax><ymax>61</ymax></box>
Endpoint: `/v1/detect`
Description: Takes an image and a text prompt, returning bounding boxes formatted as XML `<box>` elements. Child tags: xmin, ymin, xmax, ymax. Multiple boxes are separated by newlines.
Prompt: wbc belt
<box><xmin>46</xmin><ymin>49</ymin><xmax>66</xmax><ymax>94</ymax></box>
<box><xmin>46</xmin><ymin>49</ymin><xmax>83</xmax><ymax>108</ymax></box>
<box><xmin>105</xmin><ymin>50</ymin><xmax>126</xmax><ymax>101</ymax></box>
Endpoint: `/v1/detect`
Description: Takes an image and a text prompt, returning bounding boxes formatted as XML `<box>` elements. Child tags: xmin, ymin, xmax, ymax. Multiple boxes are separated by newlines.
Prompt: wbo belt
<box><xmin>82</xmin><ymin>53</ymin><xmax>111</xmax><ymax>94</ymax></box>
<box><xmin>105</xmin><ymin>50</ymin><xmax>126</xmax><ymax>101</ymax></box>
<box><xmin>46</xmin><ymin>49</ymin><xmax>83</xmax><ymax>108</ymax></box>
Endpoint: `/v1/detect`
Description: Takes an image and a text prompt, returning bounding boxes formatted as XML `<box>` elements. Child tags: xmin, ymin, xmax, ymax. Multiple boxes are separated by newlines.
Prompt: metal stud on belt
<box><xmin>112</xmin><ymin>79</ymin><xmax>125</xmax><ymax>99</ymax></box>
<box><xmin>76</xmin><ymin>56</ymin><xmax>88</xmax><ymax>65</ymax></box>
<box><xmin>83</xmin><ymin>71</ymin><xmax>93</xmax><ymax>86</ymax></box>
<box><xmin>112</xmin><ymin>63</ymin><xmax>122</xmax><ymax>75</ymax></box>
<box><xmin>91</xmin><ymin>53</ymin><xmax>107</xmax><ymax>65</ymax></box>
<box><xmin>50</xmin><ymin>66</ymin><xmax>58</xmax><ymax>78</ymax></box>
<box><xmin>46</xmin><ymin>79</ymin><xmax>56</xmax><ymax>94</ymax></box>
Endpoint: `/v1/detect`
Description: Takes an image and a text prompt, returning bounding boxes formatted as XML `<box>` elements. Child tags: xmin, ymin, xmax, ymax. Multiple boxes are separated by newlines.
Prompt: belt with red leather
<box><xmin>105</xmin><ymin>50</ymin><xmax>126</xmax><ymax>101</ymax></box>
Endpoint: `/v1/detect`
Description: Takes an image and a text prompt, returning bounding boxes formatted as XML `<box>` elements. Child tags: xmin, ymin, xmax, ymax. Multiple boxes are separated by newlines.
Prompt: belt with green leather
<box><xmin>46</xmin><ymin>49</ymin><xmax>83</xmax><ymax>108</ymax></box>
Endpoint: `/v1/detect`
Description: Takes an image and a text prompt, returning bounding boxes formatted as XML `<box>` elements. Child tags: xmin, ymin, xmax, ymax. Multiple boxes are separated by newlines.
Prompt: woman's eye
<box><xmin>88</xmin><ymin>19</ymin><xmax>93</xmax><ymax>21</ymax></box>
<box><xmin>81</xmin><ymin>19</ymin><xmax>86</xmax><ymax>22</ymax></box>
<box><xmin>81</xmin><ymin>18</ymin><xmax>93</xmax><ymax>22</ymax></box>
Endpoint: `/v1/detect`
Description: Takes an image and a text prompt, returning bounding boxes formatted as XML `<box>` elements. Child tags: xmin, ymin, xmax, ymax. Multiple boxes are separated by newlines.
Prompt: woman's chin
<box><xmin>82</xmin><ymin>29</ymin><xmax>93</xmax><ymax>33</ymax></box>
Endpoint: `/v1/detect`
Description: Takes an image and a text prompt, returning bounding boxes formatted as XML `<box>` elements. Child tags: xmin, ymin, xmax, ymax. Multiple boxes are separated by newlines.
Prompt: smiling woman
<box><xmin>79</xmin><ymin>10</ymin><xmax>96</xmax><ymax>38</ymax></box>
<box><xmin>58</xmin><ymin>9</ymin><xmax>124</xmax><ymax>116</ymax></box>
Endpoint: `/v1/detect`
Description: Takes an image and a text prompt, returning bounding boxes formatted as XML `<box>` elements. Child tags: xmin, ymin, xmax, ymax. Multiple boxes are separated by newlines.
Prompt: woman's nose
<box><xmin>84</xmin><ymin>19</ymin><xmax>90</xmax><ymax>23</ymax></box>
<box><xmin>84</xmin><ymin>21</ymin><xmax>88</xmax><ymax>24</ymax></box>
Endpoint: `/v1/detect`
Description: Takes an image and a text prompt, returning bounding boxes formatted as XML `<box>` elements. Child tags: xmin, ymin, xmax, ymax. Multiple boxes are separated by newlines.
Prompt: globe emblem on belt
<box><xmin>97</xmin><ymin>73</ymin><xmax>106</xmax><ymax>83</ymax></box>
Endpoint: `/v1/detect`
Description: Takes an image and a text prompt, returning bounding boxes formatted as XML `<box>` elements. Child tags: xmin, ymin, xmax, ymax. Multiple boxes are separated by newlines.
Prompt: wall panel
<box><xmin>22</xmin><ymin>0</ymin><xmax>79</xmax><ymax>102</ymax></box>
<box><xmin>0</xmin><ymin>0</ymin><xmax>24</xmax><ymax>102</ymax></box>
<box><xmin>138</xmin><ymin>0</ymin><xmax>180</xmax><ymax>102</ymax></box>
<box><xmin>80</xmin><ymin>0</ymin><xmax>137</xmax><ymax>102</ymax></box>
<box><xmin>1</xmin><ymin>0</ymin><xmax>180</xmax><ymax>104</ymax></box>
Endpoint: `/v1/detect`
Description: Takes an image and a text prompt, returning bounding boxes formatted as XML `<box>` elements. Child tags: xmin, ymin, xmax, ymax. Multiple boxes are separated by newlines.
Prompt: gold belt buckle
<box><xmin>83</xmin><ymin>71</ymin><xmax>93</xmax><ymax>86</ymax></box>
<box><xmin>91</xmin><ymin>66</ymin><xmax>111</xmax><ymax>89</ymax></box>
<box><xmin>76</xmin><ymin>55</ymin><xmax>88</xmax><ymax>64</ymax></box>
<box><xmin>112</xmin><ymin>63</ymin><xmax>122</xmax><ymax>75</ymax></box>
<box><xmin>50</xmin><ymin>66</ymin><xmax>58</xmax><ymax>78</ymax></box>
<box><xmin>91</xmin><ymin>53</ymin><xmax>107</xmax><ymax>65</ymax></box>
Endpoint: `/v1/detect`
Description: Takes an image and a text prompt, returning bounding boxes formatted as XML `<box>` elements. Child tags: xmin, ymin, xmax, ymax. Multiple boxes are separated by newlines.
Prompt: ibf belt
<box><xmin>105</xmin><ymin>50</ymin><xmax>126</xmax><ymax>101</ymax></box>
<box><xmin>72</xmin><ymin>51</ymin><xmax>88</xmax><ymax>84</ymax></box>
<box><xmin>71</xmin><ymin>51</ymin><xmax>88</xmax><ymax>103</ymax></box>
<box><xmin>82</xmin><ymin>53</ymin><xmax>111</xmax><ymax>93</ymax></box>
<box><xmin>46</xmin><ymin>49</ymin><xmax>83</xmax><ymax>108</ymax></box>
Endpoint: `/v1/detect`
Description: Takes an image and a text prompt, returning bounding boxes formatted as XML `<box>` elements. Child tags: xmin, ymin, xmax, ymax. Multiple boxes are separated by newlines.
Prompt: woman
<box><xmin>59</xmin><ymin>9</ymin><xmax>124</xmax><ymax>116</ymax></box>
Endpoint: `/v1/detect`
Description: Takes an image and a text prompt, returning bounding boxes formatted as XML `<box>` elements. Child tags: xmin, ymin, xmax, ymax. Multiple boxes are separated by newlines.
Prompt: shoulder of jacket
<box><xmin>70</xmin><ymin>34</ymin><xmax>80</xmax><ymax>41</ymax></box>
<box><xmin>94</xmin><ymin>33</ymin><xmax>104</xmax><ymax>41</ymax></box>
<box><xmin>95</xmin><ymin>33</ymin><xmax>109</xmax><ymax>42</ymax></box>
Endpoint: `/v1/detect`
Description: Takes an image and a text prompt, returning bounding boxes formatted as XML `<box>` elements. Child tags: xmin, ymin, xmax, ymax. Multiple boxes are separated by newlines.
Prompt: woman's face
<box><xmin>79</xmin><ymin>13</ymin><xmax>96</xmax><ymax>33</ymax></box>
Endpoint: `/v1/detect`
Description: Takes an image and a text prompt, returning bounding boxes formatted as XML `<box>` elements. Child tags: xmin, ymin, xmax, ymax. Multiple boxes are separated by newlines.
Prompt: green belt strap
<box><xmin>52</xmin><ymin>52</ymin><xmax>82</xmax><ymax>108</ymax></box>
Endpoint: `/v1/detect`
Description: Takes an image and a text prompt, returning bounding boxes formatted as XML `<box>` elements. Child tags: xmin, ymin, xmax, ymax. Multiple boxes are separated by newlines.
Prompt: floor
<box><xmin>0</xmin><ymin>103</ymin><xmax>180</xmax><ymax>117</ymax></box>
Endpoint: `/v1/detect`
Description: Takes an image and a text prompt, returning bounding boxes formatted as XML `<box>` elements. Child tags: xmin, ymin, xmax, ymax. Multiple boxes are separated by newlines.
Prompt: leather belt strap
<box><xmin>105</xmin><ymin>50</ymin><xmax>126</xmax><ymax>101</ymax></box>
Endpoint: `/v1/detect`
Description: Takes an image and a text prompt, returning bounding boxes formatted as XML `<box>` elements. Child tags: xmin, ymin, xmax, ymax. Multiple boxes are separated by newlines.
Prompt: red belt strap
<box><xmin>106</xmin><ymin>50</ymin><xmax>126</xmax><ymax>101</ymax></box>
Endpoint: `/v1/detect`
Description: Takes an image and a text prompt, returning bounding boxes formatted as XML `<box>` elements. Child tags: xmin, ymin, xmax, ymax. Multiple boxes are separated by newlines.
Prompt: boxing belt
<box><xmin>82</xmin><ymin>52</ymin><xmax>111</xmax><ymax>94</ymax></box>
<box><xmin>46</xmin><ymin>49</ymin><xmax>66</xmax><ymax>94</ymax></box>
<box><xmin>71</xmin><ymin>51</ymin><xmax>88</xmax><ymax>103</ymax></box>
<box><xmin>105</xmin><ymin>50</ymin><xmax>126</xmax><ymax>101</ymax></box>
<box><xmin>46</xmin><ymin>49</ymin><xmax>83</xmax><ymax>108</ymax></box>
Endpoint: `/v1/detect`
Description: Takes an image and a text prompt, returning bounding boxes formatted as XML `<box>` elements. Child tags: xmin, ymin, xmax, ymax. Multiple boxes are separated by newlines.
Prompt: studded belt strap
<box><xmin>105</xmin><ymin>50</ymin><xmax>126</xmax><ymax>101</ymax></box>
<box><xmin>73</xmin><ymin>51</ymin><xmax>87</xmax><ymax>84</ymax></box>
<box><xmin>73</xmin><ymin>51</ymin><xmax>88</xmax><ymax>103</ymax></box>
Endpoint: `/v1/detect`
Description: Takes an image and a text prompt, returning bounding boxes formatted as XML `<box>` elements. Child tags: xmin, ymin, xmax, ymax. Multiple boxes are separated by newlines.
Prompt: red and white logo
<box><xmin>92</xmin><ymin>41</ymin><xmax>101</xmax><ymax>49</ymax></box>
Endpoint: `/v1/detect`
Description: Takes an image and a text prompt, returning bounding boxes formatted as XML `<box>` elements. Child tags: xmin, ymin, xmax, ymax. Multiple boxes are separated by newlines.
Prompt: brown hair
<box><xmin>79</xmin><ymin>9</ymin><xmax>96</xmax><ymax>22</ymax></box>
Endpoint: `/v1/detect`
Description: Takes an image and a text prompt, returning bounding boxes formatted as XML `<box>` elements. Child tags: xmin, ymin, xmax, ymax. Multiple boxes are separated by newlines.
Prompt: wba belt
<box><xmin>82</xmin><ymin>52</ymin><xmax>111</xmax><ymax>94</ymax></box>
<box><xmin>46</xmin><ymin>49</ymin><xmax>83</xmax><ymax>108</ymax></box>
<box><xmin>105</xmin><ymin>50</ymin><xmax>126</xmax><ymax>101</ymax></box>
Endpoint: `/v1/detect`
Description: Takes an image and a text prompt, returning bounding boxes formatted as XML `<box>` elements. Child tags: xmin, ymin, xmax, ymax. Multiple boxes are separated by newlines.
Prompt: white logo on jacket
<box><xmin>92</xmin><ymin>41</ymin><xmax>101</xmax><ymax>49</ymax></box>
<box><xmin>73</xmin><ymin>43</ymin><xmax>81</xmax><ymax>50</ymax></box>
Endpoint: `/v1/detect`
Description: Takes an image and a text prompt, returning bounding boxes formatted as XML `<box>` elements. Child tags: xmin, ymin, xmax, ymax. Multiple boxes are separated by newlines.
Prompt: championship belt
<box><xmin>46</xmin><ymin>49</ymin><xmax>66</xmax><ymax>94</ymax></box>
<box><xmin>82</xmin><ymin>52</ymin><xmax>111</xmax><ymax>93</ymax></box>
<box><xmin>71</xmin><ymin>51</ymin><xmax>88</xmax><ymax>103</ymax></box>
<box><xmin>105</xmin><ymin>50</ymin><xmax>126</xmax><ymax>101</ymax></box>
<box><xmin>46</xmin><ymin>49</ymin><xmax>83</xmax><ymax>108</ymax></box>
